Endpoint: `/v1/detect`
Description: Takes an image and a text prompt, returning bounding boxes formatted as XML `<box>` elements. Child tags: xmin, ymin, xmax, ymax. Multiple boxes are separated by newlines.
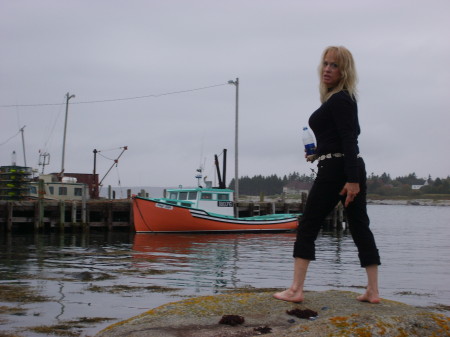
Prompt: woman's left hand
<box><xmin>340</xmin><ymin>182</ymin><xmax>360</xmax><ymax>207</ymax></box>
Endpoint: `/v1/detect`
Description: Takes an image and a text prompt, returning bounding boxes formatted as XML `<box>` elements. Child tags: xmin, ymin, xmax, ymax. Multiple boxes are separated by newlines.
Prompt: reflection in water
<box><xmin>131</xmin><ymin>231</ymin><xmax>358</xmax><ymax>294</ymax></box>
<box><xmin>132</xmin><ymin>233</ymin><xmax>298</xmax><ymax>293</ymax></box>
<box><xmin>0</xmin><ymin>205</ymin><xmax>449</xmax><ymax>337</ymax></box>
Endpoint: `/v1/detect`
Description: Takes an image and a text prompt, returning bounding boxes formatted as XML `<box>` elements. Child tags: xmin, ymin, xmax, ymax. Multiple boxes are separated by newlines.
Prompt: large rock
<box><xmin>95</xmin><ymin>290</ymin><xmax>450</xmax><ymax>337</ymax></box>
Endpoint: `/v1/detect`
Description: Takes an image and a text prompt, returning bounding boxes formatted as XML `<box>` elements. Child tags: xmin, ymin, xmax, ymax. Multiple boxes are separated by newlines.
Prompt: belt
<box><xmin>317</xmin><ymin>153</ymin><xmax>361</xmax><ymax>162</ymax></box>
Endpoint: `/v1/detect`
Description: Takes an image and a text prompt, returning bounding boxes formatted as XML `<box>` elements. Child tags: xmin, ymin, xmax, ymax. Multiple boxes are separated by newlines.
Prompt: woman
<box><xmin>274</xmin><ymin>46</ymin><xmax>381</xmax><ymax>304</ymax></box>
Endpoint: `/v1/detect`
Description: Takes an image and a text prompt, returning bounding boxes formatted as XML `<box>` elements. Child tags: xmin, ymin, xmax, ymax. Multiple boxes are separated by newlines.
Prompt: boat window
<box><xmin>217</xmin><ymin>193</ymin><xmax>229</xmax><ymax>201</ymax></box>
<box><xmin>188</xmin><ymin>191</ymin><xmax>197</xmax><ymax>200</ymax></box>
<box><xmin>201</xmin><ymin>193</ymin><xmax>212</xmax><ymax>200</ymax></box>
<box><xmin>74</xmin><ymin>188</ymin><xmax>82</xmax><ymax>196</ymax></box>
<box><xmin>181</xmin><ymin>202</ymin><xmax>191</xmax><ymax>207</ymax></box>
<box><xmin>179</xmin><ymin>192</ymin><xmax>188</xmax><ymax>200</ymax></box>
<box><xmin>30</xmin><ymin>186</ymin><xmax>37</xmax><ymax>194</ymax></box>
<box><xmin>49</xmin><ymin>186</ymin><xmax>54</xmax><ymax>195</ymax></box>
<box><xmin>169</xmin><ymin>192</ymin><xmax>178</xmax><ymax>199</ymax></box>
<box><xmin>59</xmin><ymin>187</ymin><xmax>67</xmax><ymax>196</ymax></box>
<box><xmin>167</xmin><ymin>200</ymin><xmax>176</xmax><ymax>205</ymax></box>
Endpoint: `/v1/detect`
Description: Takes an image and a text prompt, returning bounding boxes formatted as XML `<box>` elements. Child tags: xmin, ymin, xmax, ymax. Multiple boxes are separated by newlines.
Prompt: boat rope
<box><xmin>97</xmin><ymin>146</ymin><xmax>125</xmax><ymax>153</ymax></box>
<box><xmin>115</xmin><ymin>164</ymin><xmax>124</xmax><ymax>199</ymax></box>
<box><xmin>97</xmin><ymin>152</ymin><xmax>117</xmax><ymax>161</ymax></box>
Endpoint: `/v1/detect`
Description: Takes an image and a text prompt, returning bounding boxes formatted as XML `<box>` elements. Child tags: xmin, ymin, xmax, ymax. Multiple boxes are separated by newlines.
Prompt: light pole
<box><xmin>228</xmin><ymin>78</ymin><xmax>239</xmax><ymax>206</ymax></box>
<box><xmin>61</xmin><ymin>92</ymin><xmax>75</xmax><ymax>177</ymax></box>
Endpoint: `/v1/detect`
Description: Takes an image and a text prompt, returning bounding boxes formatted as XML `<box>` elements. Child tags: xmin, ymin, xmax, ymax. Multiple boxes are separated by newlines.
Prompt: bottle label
<box><xmin>305</xmin><ymin>143</ymin><xmax>316</xmax><ymax>155</ymax></box>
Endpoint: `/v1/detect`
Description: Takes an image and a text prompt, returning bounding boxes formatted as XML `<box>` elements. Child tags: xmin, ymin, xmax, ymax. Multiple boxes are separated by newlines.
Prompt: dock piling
<box><xmin>59</xmin><ymin>201</ymin><xmax>65</xmax><ymax>231</ymax></box>
<box><xmin>6</xmin><ymin>202</ymin><xmax>13</xmax><ymax>232</ymax></box>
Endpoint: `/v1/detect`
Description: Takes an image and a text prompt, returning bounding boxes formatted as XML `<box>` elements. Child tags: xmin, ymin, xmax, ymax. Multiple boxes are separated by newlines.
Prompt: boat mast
<box><xmin>214</xmin><ymin>149</ymin><xmax>227</xmax><ymax>189</ymax></box>
<box><xmin>214</xmin><ymin>154</ymin><xmax>223</xmax><ymax>188</ymax></box>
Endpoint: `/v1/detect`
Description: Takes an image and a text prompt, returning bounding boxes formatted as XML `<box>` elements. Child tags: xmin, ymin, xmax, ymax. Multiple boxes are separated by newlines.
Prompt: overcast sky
<box><xmin>1</xmin><ymin>0</ymin><xmax>449</xmax><ymax>190</ymax></box>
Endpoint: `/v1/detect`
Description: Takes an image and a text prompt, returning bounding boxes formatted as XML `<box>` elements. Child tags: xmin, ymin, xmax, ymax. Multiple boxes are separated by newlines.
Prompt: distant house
<box><xmin>283</xmin><ymin>181</ymin><xmax>313</xmax><ymax>195</ymax></box>
<box><xmin>412</xmin><ymin>180</ymin><xmax>428</xmax><ymax>190</ymax></box>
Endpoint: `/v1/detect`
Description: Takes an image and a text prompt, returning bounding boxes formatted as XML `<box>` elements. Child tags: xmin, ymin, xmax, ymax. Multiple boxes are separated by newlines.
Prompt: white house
<box><xmin>411</xmin><ymin>180</ymin><xmax>429</xmax><ymax>190</ymax></box>
<box><xmin>283</xmin><ymin>181</ymin><xmax>313</xmax><ymax>195</ymax></box>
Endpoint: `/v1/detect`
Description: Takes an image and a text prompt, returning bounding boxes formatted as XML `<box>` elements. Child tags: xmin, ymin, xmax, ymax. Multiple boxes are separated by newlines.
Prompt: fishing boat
<box><xmin>133</xmin><ymin>150</ymin><xmax>300</xmax><ymax>233</ymax></box>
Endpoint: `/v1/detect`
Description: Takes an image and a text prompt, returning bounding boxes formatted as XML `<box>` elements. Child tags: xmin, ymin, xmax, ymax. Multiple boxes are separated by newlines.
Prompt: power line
<box><xmin>0</xmin><ymin>82</ymin><xmax>229</xmax><ymax>108</ymax></box>
<box><xmin>0</xmin><ymin>130</ymin><xmax>21</xmax><ymax>146</ymax></box>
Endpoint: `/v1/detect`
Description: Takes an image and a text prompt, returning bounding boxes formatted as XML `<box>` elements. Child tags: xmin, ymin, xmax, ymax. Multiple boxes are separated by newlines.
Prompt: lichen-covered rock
<box><xmin>279</xmin><ymin>312</ymin><xmax>450</xmax><ymax>336</ymax></box>
<box><xmin>95</xmin><ymin>290</ymin><xmax>450</xmax><ymax>337</ymax></box>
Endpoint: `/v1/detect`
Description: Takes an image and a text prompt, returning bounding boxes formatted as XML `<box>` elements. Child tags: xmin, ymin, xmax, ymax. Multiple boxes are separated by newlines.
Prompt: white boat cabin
<box><xmin>157</xmin><ymin>187</ymin><xmax>234</xmax><ymax>216</ymax></box>
<box><xmin>29</xmin><ymin>174</ymin><xmax>89</xmax><ymax>201</ymax></box>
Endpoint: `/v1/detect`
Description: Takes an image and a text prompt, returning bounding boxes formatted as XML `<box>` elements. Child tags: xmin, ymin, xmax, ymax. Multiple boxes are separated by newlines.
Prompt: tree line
<box><xmin>367</xmin><ymin>172</ymin><xmax>450</xmax><ymax>196</ymax></box>
<box><xmin>228</xmin><ymin>172</ymin><xmax>450</xmax><ymax>196</ymax></box>
<box><xmin>228</xmin><ymin>172</ymin><xmax>314</xmax><ymax>196</ymax></box>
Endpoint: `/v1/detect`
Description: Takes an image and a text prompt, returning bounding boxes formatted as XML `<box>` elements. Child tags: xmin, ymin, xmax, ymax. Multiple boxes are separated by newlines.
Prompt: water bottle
<box><xmin>302</xmin><ymin>127</ymin><xmax>316</xmax><ymax>155</ymax></box>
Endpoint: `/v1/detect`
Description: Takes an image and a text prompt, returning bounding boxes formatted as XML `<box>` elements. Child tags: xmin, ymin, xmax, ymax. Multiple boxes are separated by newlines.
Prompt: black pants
<box><xmin>294</xmin><ymin>157</ymin><xmax>381</xmax><ymax>267</ymax></box>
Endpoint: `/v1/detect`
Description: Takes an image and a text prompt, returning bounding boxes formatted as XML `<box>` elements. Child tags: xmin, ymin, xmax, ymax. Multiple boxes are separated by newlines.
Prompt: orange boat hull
<box><xmin>133</xmin><ymin>197</ymin><xmax>299</xmax><ymax>233</ymax></box>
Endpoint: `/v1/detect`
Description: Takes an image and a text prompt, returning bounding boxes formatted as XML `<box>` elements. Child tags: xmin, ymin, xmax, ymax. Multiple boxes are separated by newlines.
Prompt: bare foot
<box><xmin>357</xmin><ymin>290</ymin><xmax>380</xmax><ymax>304</ymax></box>
<box><xmin>273</xmin><ymin>288</ymin><xmax>304</xmax><ymax>303</ymax></box>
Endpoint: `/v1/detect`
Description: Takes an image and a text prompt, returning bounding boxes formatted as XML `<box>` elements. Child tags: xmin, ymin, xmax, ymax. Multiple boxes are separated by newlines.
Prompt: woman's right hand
<box><xmin>304</xmin><ymin>149</ymin><xmax>318</xmax><ymax>163</ymax></box>
<box><xmin>306</xmin><ymin>154</ymin><xmax>318</xmax><ymax>163</ymax></box>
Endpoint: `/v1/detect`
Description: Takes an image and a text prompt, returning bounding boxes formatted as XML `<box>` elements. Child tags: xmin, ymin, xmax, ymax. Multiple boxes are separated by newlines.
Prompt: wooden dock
<box><xmin>0</xmin><ymin>198</ymin><xmax>345</xmax><ymax>232</ymax></box>
<box><xmin>0</xmin><ymin>199</ymin><xmax>133</xmax><ymax>232</ymax></box>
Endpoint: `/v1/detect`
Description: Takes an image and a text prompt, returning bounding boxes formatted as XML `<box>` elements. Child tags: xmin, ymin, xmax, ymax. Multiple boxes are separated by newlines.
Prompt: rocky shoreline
<box><xmin>95</xmin><ymin>290</ymin><xmax>450</xmax><ymax>337</ymax></box>
<box><xmin>245</xmin><ymin>196</ymin><xmax>450</xmax><ymax>207</ymax></box>
<box><xmin>367</xmin><ymin>199</ymin><xmax>450</xmax><ymax>206</ymax></box>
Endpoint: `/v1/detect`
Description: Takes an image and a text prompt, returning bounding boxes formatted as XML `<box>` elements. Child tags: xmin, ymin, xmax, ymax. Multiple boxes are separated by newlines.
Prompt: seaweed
<box><xmin>286</xmin><ymin>308</ymin><xmax>318</xmax><ymax>319</ymax></box>
<box><xmin>0</xmin><ymin>284</ymin><xmax>49</xmax><ymax>303</ymax></box>
<box><xmin>219</xmin><ymin>314</ymin><xmax>245</xmax><ymax>326</ymax></box>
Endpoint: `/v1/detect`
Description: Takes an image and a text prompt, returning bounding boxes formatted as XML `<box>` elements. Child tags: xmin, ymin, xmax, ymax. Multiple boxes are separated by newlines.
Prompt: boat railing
<box><xmin>206</xmin><ymin>211</ymin><xmax>301</xmax><ymax>221</ymax></box>
<box><xmin>156</xmin><ymin>198</ymin><xmax>195</xmax><ymax>208</ymax></box>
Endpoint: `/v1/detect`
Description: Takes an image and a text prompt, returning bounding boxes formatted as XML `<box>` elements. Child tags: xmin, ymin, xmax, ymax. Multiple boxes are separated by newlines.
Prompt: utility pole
<box><xmin>228</xmin><ymin>78</ymin><xmax>239</xmax><ymax>206</ymax></box>
<box><xmin>61</xmin><ymin>92</ymin><xmax>75</xmax><ymax>177</ymax></box>
<box><xmin>19</xmin><ymin>126</ymin><xmax>27</xmax><ymax>167</ymax></box>
<box><xmin>93</xmin><ymin>149</ymin><xmax>98</xmax><ymax>198</ymax></box>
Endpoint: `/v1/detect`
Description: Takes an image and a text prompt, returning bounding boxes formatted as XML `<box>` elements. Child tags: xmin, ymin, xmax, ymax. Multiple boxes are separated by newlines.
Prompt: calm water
<box><xmin>0</xmin><ymin>204</ymin><xmax>449</xmax><ymax>336</ymax></box>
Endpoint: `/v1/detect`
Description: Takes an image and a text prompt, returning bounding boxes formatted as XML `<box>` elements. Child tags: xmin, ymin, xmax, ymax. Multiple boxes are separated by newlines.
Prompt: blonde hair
<box><xmin>319</xmin><ymin>46</ymin><xmax>358</xmax><ymax>103</ymax></box>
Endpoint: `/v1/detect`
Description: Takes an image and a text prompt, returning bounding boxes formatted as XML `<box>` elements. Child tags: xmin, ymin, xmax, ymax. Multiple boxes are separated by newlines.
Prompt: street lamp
<box><xmin>228</xmin><ymin>78</ymin><xmax>239</xmax><ymax>208</ymax></box>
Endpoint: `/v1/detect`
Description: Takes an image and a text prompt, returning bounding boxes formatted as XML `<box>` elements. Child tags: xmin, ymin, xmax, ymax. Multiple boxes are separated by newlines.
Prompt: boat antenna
<box><xmin>195</xmin><ymin>166</ymin><xmax>203</xmax><ymax>188</ymax></box>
